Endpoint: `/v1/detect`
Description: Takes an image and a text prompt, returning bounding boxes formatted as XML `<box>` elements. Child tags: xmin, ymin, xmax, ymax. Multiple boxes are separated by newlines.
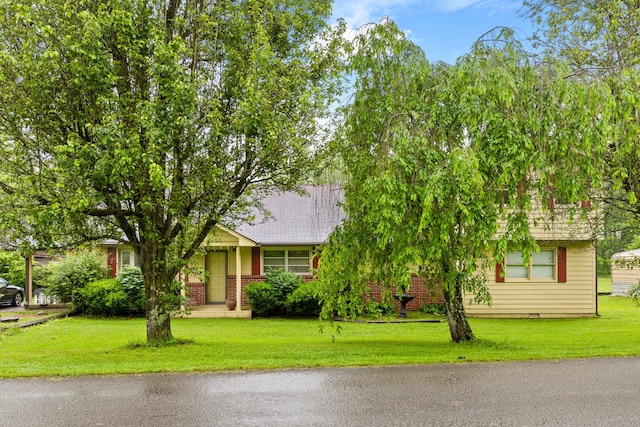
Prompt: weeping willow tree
<box><xmin>318</xmin><ymin>22</ymin><xmax>613</xmax><ymax>342</ymax></box>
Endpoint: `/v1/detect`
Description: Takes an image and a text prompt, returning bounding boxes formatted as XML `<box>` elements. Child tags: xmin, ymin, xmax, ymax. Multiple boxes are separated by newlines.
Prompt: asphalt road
<box><xmin>1</xmin><ymin>357</ymin><xmax>639</xmax><ymax>426</ymax></box>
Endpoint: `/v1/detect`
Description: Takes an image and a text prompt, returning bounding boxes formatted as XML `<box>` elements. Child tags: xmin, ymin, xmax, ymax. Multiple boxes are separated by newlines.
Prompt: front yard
<box><xmin>0</xmin><ymin>296</ymin><xmax>638</xmax><ymax>378</ymax></box>
<box><xmin>0</xmin><ymin>307</ymin><xmax>68</xmax><ymax>329</ymax></box>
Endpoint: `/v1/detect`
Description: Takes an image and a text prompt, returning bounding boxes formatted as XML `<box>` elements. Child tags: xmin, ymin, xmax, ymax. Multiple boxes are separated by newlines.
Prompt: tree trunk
<box><xmin>443</xmin><ymin>279</ymin><xmax>475</xmax><ymax>343</ymax></box>
<box><xmin>139</xmin><ymin>245</ymin><xmax>174</xmax><ymax>344</ymax></box>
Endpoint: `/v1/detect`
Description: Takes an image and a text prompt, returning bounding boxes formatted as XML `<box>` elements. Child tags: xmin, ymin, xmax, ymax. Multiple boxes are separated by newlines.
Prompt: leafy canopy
<box><xmin>0</xmin><ymin>0</ymin><xmax>345</xmax><ymax>342</ymax></box>
<box><xmin>319</xmin><ymin>22</ymin><xmax>613</xmax><ymax>342</ymax></box>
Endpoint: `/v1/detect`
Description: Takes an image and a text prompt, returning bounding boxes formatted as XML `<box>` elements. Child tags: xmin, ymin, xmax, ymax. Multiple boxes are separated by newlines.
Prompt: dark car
<box><xmin>0</xmin><ymin>277</ymin><xmax>24</xmax><ymax>307</ymax></box>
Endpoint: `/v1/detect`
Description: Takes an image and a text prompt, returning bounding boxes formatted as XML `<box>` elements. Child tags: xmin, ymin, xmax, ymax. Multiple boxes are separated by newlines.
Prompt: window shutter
<box><xmin>496</xmin><ymin>259</ymin><xmax>505</xmax><ymax>283</ymax></box>
<box><xmin>546</xmin><ymin>196</ymin><xmax>555</xmax><ymax>210</ymax></box>
<box><xmin>557</xmin><ymin>247</ymin><xmax>567</xmax><ymax>283</ymax></box>
<box><xmin>251</xmin><ymin>247</ymin><xmax>261</xmax><ymax>275</ymax></box>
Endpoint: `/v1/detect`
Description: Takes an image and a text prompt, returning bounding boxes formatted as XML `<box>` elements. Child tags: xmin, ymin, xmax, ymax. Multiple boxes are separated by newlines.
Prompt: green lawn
<box><xmin>598</xmin><ymin>276</ymin><xmax>612</xmax><ymax>293</ymax></box>
<box><xmin>1</xmin><ymin>296</ymin><xmax>638</xmax><ymax>378</ymax></box>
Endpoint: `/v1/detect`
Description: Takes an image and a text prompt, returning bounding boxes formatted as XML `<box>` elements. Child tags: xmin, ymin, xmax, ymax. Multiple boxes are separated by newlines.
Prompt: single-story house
<box><xmin>611</xmin><ymin>249</ymin><xmax>640</xmax><ymax>296</ymax></box>
<box><xmin>102</xmin><ymin>185</ymin><xmax>599</xmax><ymax>318</ymax></box>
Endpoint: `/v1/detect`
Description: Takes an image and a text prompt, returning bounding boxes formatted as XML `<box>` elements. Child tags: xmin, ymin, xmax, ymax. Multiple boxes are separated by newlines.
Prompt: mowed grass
<box><xmin>598</xmin><ymin>276</ymin><xmax>612</xmax><ymax>293</ymax></box>
<box><xmin>0</xmin><ymin>296</ymin><xmax>638</xmax><ymax>378</ymax></box>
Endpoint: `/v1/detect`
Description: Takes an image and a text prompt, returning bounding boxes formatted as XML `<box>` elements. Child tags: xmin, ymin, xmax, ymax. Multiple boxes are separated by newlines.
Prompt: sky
<box><xmin>331</xmin><ymin>0</ymin><xmax>536</xmax><ymax>64</ymax></box>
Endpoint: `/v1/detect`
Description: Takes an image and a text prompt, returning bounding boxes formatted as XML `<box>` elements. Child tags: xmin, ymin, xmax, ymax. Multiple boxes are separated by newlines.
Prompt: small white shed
<box><xmin>611</xmin><ymin>249</ymin><xmax>640</xmax><ymax>296</ymax></box>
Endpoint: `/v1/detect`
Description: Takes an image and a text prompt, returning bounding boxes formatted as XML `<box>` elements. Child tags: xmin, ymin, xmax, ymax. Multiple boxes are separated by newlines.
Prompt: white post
<box><xmin>25</xmin><ymin>254</ymin><xmax>33</xmax><ymax>306</ymax></box>
<box><xmin>235</xmin><ymin>247</ymin><xmax>242</xmax><ymax>311</ymax></box>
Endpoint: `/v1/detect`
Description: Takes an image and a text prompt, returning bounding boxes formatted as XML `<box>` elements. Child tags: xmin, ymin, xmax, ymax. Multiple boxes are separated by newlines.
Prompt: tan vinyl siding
<box><xmin>228</xmin><ymin>247</ymin><xmax>253</xmax><ymax>275</ymax></box>
<box><xmin>497</xmin><ymin>203</ymin><xmax>595</xmax><ymax>241</ymax></box>
<box><xmin>466</xmin><ymin>241</ymin><xmax>596</xmax><ymax>318</ymax></box>
<box><xmin>208</xmin><ymin>229</ymin><xmax>240</xmax><ymax>245</ymax></box>
<box><xmin>184</xmin><ymin>254</ymin><xmax>206</xmax><ymax>282</ymax></box>
<box><xmin>99</xmin><ymin>247</ymin><xmax>110</xmax><ymax>270</ymax></box>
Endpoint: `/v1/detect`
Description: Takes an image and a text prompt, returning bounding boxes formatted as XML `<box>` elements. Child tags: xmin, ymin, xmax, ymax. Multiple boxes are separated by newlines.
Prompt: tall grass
<box><xmin>0</xmin><ymin>296</ymin><xmax>638</xmax><ymax>378</ymax></box>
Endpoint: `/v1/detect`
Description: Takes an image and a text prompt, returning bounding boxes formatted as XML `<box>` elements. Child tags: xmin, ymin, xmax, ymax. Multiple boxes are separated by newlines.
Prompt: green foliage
<box><xmin>0</xmin><ymin>251</ymin><xmax>25</xmax><ymax>286</ymax></box>
<box><xmin>523</xmin><ymin>0</ymin><xmax>640</xmax><ymax>73</ymax></box>
<box><xmin>0</xmin><ymin>0</ymin><xmax>345</xmax><ymax>343</ymax></box>
<box><xmin>364</xmin><ymin>300</ymin><xmax>396</xmax><ymax>318</ymax></box>
<box><xmin>75</xmin><ymin>267</ymin><xmax>146</xmax><ymax>317</ymax></box>
<box><xmin>39</xmin><ymin>249</ymin><xmax>111</xmax><ymax>312</ymax></box>
<box><xmin>80</xmin><ymin>279</ymin><xmax>128</xmax><ymax>317</ymax></box>
<box><xmin>420</xmin><ymin>302</ymin><xmax>446</xmax><ymax>316</ymax></box>
<box><xmin>247</xmin><ymin>271</ymin><xmax>307</xmax><ymax>317</ymax></box>
<box><xmin>523</xmin><ymin>1</ymin><xmax>640</xmax><ymax>280</ymax></box>
<box><xmin>627</xmin><ymin>281</ymin><xmax>640</xmax><ymax>304</ymax></box>
<box><xmin>320</xmin><ymin>21</ymin><xmax>613</xmax><ymax>343</ymax></box>
<box><xmin>266</xmin><ymin>270</ymin><xmax>302</xmax><ymax>301</ymax></box>
<box><xmin>245</xmin><ymin>282</ymin><xmax>279</xmax><ymax>317</ymax></box>
<box><xmin>117</xmin><ymin>267</ymin><xmax>145</xmax><ymax>315</ymax></box>
<box><xmin>285</xmin><ymin>281</ymin><xmax>321</xmax><ymax>316</ymax></box>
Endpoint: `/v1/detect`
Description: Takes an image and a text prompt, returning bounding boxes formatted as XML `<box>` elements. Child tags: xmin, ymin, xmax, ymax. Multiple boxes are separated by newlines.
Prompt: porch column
<box><xmin>235</xmin><ymin>247</ymin><xmax>242</xmax><ymax>311</ymax></box>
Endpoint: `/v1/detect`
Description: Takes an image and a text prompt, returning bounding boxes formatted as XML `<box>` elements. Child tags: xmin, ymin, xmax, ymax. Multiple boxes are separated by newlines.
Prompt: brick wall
<box><xmin>184</xmin><ymin>282</ymin><xmax>205</xmax><ymax>307</ymax></box>
<box><xmin>367</xmin><ymin>276</ymin><xmax>444</xmax><ymax>311</ymax></box>
<box><xmin>187</xmin><ymin>275</ymin><xmax>443</xmax><ymax>311</ymax></box>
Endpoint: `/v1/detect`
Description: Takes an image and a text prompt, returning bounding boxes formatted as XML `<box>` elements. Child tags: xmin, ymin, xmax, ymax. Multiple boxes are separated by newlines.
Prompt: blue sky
<box><xmin>332</xmin><ymin>0</ymin><xmax>535</xmax><ymax>64</ymax></box>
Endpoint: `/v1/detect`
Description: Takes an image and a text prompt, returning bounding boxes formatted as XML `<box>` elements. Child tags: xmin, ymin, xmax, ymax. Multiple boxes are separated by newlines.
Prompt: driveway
<box><xmin>0</xmin><ymin>305</ymin><xmax>23</xmax><ymax>313</ymax></box>
<box><xmin>1</xmin><ymin>357</ymin><xmax>639</xmax><ymax>426</ymax></box>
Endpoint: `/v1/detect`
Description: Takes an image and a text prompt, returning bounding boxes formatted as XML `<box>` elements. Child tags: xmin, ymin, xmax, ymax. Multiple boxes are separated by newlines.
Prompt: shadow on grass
<box><xmin>124</xmin><ymin>338</ymin><xmax>196</xmax><ymax>349</ymax></box>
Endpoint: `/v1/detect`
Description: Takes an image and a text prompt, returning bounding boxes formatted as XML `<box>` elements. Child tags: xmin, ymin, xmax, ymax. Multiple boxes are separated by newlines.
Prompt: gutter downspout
<box><xmin>594</xmin><ymin>239</ymin><xmax>600</xmax><ymax>317</ymax></box>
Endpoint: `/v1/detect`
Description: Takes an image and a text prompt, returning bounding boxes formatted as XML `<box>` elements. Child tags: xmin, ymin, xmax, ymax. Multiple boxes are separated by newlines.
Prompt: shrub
<box><xmin>285</xmin><ymin>281</ymin><xmax>320</xmax><ymax>316</ymax></box>
<box><xmin>0</xmin><ymin>251</ymin><xmax>26</xmax><ymax>287</ymax></box>
<box><xmin>81</xmin><ymin>278</ymin><xmax>128</xmax><ymax>316</ymax></box>
<box><xmin>39</xmin><ymin>249</ymin><xmax>111</xmax><ymax>311</ymax></box>
<box><xmin>420</xmin><ymin>301</ymin><xmax>447</xmax><ymax>316</ymax></box>
<box><xmin>246</xmin><ymin>271</ymin><xmax>308</xmax><ymax>317</ymax></box>
<box><xmin>628</xmin><ymin>280</ymin><xmax>640</xmax><ymax>304</ymax></box>
<box><xmin>117</xmin><ymin>267</ymin><xmax>145</xmax><ymax>315</ymax></box>
<box><xmin>266</xmin><ymin>269</ymin><xmax>302</xmax><ymax>301</ymax></box>
<box><xmin>365</xmin><ymin>299</ymin><xmax>396</xmax><ymax>317</ymax></box>
<box><xmin>245</xmin><ymin>282</ymin><xmax>279</xmax><ymax>317</ymax></box>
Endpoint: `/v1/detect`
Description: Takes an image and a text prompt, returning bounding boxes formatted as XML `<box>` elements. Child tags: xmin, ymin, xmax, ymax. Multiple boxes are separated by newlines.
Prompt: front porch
<box><xmin>181</xmin><ymin>304</ymin><xmax>252</xmax><ymax>319</ymax></box>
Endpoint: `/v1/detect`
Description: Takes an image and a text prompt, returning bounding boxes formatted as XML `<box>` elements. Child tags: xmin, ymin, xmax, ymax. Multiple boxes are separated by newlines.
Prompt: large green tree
<box><xmin>0</xmin><ymin>0</ymin><xmax>344</xmax><ymax>343</ymax></box>
<box><xmin>318</xmin><ymin>23</ymin><xmax>612</xmax><ymax>342</ymax></box>
<box><xmin>522</xmin><ymin>0</ymin><xmax>640</xmax><ymax>269</ymax></box>
<box><xmin>522</xmin><ymin>0</ymin><xmax>640</xmax><ymax>73</ymax></box>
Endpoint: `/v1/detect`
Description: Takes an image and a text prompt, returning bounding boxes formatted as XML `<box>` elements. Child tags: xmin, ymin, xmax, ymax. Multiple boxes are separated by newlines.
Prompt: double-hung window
<box><xmin>120</xmin><ymin>249</ymin><xmax>139</xmax><ymax>269</ymax></box>
<box><xmin>505</xmin><ymin>249</ymin><xmax>556</xmax><ymax>280</ymax></box>
<box><xmin>263</xmin><ymin>249</ymin><xmax>310</xmax><ymax>274</ymax></box>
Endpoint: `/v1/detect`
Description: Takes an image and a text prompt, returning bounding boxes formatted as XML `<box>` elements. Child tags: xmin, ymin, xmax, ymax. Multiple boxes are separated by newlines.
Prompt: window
<box><xmin>263</xmin><ymin>249</ymin><xmax>310</xmax><ymax>274</ymax></box>
<box><xmin>120</xmin><ymin>249</ymin><xmax>139</xmax><ymax>269</ymax></box>
<box><xmin>505</xmin><ymin>249</ymin><xmax>555</xmax><ymax>280</ymax></box>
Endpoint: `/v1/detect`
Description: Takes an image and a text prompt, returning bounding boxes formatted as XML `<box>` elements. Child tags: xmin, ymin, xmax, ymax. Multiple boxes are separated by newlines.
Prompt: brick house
<box><xmin>102</xmin><ymin>184</ymin><xmax>599</xmax><ymax>319</ymax></box>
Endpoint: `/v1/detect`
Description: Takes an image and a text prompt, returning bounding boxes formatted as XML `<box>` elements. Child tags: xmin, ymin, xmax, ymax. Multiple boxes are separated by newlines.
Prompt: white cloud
<box><xmin>332</xmin><ymin>0</ymin><xmax>417</xmax><ymax>28</ymax></box>
<box><xmin>332</xmin><ymin>0</ymin><xmax>516</xmax><ymax>29</ymax></box>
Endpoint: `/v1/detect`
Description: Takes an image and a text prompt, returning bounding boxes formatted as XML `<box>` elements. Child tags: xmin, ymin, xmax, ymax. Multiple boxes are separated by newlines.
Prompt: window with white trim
<box><xmin>505</xmin><ymin>249</ymin><xmax>555</xmax><ymax>280</ymax></box>
<box><xmin>120</xmin><ymin>249</ymin><xmax>139</xmax><ymax>269</ymax></box>
<box><xmin>263</xmin><ymin>249</ymin><xmax>310</xmax><ymax>274</ymax></box>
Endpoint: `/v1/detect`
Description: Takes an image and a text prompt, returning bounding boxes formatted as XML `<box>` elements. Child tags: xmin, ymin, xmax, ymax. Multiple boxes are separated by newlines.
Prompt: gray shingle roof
<box><xmin>235</xmin><ymin>185</ymin><xmax>344</xmax><ymax>245</ymax></box>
